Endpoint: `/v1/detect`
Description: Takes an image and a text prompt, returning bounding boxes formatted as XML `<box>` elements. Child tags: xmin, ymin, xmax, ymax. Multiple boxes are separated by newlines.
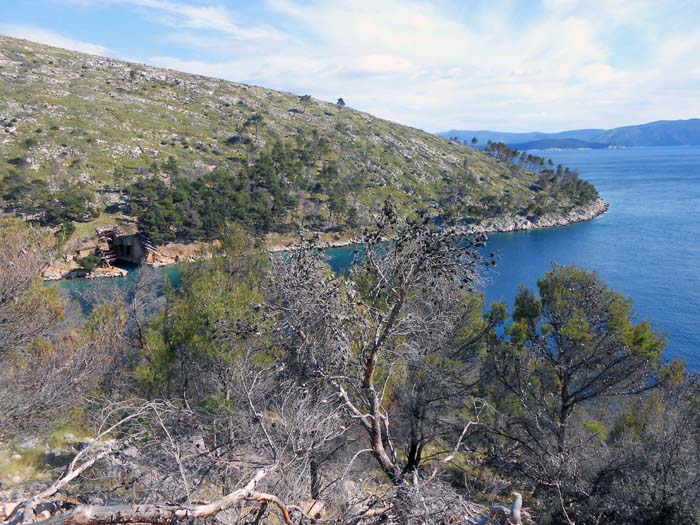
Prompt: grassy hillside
<box><xmin>0</xmin><ymin>35</ymin><xmax>596</xmax><ymax>245</ymax></box>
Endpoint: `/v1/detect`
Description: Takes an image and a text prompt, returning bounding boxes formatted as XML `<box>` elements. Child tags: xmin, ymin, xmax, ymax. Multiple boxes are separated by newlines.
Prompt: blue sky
<box><xmin>1</xmin><ymin>0</ymin><xmax>699</xmax><ymax>132</ymax></box>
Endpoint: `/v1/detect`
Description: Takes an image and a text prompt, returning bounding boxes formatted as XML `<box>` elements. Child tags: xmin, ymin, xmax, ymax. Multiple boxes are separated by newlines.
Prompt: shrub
<box><xmin>76</xmin><ymin>254</ymin><xmax>101</xmax><ymax>272</ymax></box>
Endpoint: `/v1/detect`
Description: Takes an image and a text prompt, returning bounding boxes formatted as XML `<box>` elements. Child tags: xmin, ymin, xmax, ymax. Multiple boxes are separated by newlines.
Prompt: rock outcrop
<box><xmin>470</xmin><ymin>198</ymin><xmax>609</xmax><ymax>234</ymax></box>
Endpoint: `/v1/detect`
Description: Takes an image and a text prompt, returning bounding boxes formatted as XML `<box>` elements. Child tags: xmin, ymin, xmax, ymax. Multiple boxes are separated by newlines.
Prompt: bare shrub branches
<box><xmin>0</xmin><ymin>218</ymin><xmax>60</xmax><ymax>358</ymax></box>
<box><xmin>3</xmin><ymin>398</ymin><xmax>304</xmax><ymax>525</ymax></box>
<box><xmin>270</xmin><ymin>201</ymin><xmax>494</xmax><ymax>520</ymax></box>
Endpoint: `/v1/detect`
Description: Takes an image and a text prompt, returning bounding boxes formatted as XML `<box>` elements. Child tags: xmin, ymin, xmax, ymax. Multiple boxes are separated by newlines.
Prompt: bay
<box><xmin>325</xmin><ymin>146</ymin><xmax>700</xmax><ymax>367</ymax></box>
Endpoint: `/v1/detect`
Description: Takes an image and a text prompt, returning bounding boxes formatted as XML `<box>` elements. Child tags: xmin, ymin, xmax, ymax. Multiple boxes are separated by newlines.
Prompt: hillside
<box><xmin>0</xmin><ymin>35</ymin><xmax>598</xmax><ymax>249</ymax></box>
<box><xmin>441</xmin><ymin>118</ymin><xmax>700</xmax><ymax>148</ymax></box>
<box><xmin>596</xmin><ymin>119</ymin><xmax>700</xmax><ymax>146</ymax></box>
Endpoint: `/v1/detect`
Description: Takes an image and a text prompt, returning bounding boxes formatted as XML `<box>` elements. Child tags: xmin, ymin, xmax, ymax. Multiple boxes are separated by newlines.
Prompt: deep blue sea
<box><xmin>58</xmin><ymin>146</ymin><xmax>700</xmax><ymax>366</ymax></box>
<box><xmin>325</xmin><ymin>146</ymin><xmax>700</xmax><ymax>367</ymax></box>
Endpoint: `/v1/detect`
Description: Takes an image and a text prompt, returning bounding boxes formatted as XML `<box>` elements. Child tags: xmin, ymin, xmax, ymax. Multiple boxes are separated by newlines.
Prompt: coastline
<box><xmin>266</xmin><ymin>198</ymin><xmax>610</xmax><ymax>252</ymax></box>
<box><xmin>44</xmin><ymin>199</ymin><xmax>608</xmax><ymax>281</ymax></box>
<box><xmin>470</xmin><ymin>198</ymin><xmax>609</xmax><ymax>234</ymax></box>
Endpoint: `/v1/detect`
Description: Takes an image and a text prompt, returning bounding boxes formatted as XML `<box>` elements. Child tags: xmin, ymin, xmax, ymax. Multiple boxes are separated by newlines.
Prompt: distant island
<box><xmin>440</xmin><ymin>118</ymin><xmax>700</xmax><ymax>149</ymax></box>
<box><xmin>507</xmin><ymin>139</ymin><xmax>611</xmax><ymax>151</ymax></box>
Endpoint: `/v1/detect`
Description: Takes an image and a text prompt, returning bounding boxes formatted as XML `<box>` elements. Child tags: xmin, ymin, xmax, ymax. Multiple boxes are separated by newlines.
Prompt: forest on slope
<box><xmin>0</xmin><ymin>35</ymin><xmax>598</xmax><ymax>246</ymax></box>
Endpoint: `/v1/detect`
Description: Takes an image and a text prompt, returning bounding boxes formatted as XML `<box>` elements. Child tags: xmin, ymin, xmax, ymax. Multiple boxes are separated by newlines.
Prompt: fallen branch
<box><xmin>7</xmin><ymin>467</ymin><xmax>294</xmax><ymax>525</ymax></box>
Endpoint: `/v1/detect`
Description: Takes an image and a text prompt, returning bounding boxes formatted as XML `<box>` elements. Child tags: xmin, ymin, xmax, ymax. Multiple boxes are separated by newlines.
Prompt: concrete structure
<box><xmin>95</xmin><ymin>225</ymin><xmax>157</xmax><ymax>265</ymax></box>
<box><xmin>112</xmin><ymin>234</ymin><xmax>149</xmax><ymax>264</ymax></box>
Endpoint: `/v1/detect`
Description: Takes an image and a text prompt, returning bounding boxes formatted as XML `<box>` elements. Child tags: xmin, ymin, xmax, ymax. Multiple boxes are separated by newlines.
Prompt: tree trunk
<box><xmin>310</xmin><ymin>456</ymin><xmax>321</xmax><ymax>499</ymax></box>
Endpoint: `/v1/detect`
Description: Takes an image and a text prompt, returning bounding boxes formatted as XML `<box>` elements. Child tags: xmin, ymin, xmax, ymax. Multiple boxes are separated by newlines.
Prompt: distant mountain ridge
<box><xmin>508</xmin><ymin>139</ymin><xmax>610</xmax><ymax>151</ymax></box>
<box><xmin>440</xmin><ymin>119</ymin><xmax>700</xmax><ymax>148</ymax></box>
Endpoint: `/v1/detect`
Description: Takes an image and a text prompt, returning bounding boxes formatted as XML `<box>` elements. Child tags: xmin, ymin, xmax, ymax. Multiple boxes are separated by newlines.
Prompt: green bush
<box><xmin>38</xmin><ymin>185</ymin><xmax>100</xmax><ymax>225</ymax></box>
<box><xmin>54</xmin><ymin>222</ymin><xmax>76</xmax><ymax>253</ymax></box>
<box><xmin>127</xmin><ymin>142</ymin><xmax>306</xmax><ymax>244</ymax></box>
<box><xmin>76</xmin><ymin>254</ymin><xmax>101</xmax><ymax>272</ymax></box>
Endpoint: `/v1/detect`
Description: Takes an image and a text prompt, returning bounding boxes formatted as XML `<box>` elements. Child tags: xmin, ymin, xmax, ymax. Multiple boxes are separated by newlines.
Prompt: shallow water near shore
<box><xmin>57</xmin><ymin>146</ymin><xmax>700</xmax><ymax>367</ymax></box>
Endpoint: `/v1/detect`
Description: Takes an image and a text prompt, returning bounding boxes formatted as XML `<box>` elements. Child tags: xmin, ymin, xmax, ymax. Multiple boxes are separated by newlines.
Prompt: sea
<box><xmin>58</xmin><ymin>146</ymin><xmax>700</xmax><ymax>367</ymax></box>
<box><xmin>324</xmin><ymin>146</ymin><xmax>700</xmax><ymax>368</ymax></box>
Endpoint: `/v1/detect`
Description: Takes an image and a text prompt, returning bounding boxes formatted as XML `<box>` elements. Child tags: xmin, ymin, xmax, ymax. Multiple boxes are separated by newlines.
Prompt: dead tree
<box><xmin>271</xmin><ymin>201</ymin><xmax>495</xmax><ymax>520</ymax></box>
<box><xmin>0</xmin><ymin>218</ymin><xmax>60</xmax><ymax>358</ymax></box>
<box><xmin>12</xmin><ymin>467</ymin><xmax>292</xmax><ymax>525</ymax></box>
<box><xmin>2</xmin><ymin>399</ymin><xmax>311</xmax><ymax>525</ymax></box>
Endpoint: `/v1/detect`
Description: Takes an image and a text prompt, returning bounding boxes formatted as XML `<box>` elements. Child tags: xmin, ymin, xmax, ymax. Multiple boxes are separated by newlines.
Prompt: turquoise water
<box><xmin>325</xmin><ymin>146</ymin><xmax>700</xmax><ymax>367</ymax></box>
<box><xmin>57</xmin><ymin>146</ymin><xmax>700</xmax><ymax>366</ymax></box>
<box><xmin>57</xmin><ymin>263</ymin><xmax>181</xmax><ymax>294</ymax></box>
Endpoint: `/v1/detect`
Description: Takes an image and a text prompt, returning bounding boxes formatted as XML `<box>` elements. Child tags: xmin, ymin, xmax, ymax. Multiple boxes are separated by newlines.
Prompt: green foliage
<box><xmin>520</xmin><ymin>265</ymin><xmax>666</xmax><ymax>370</ymax></box>
<box><xmin>485</xmin><ymin>300</ymin><xmax>509</xmax><ymax>325</ymax></box>
<box><xmin>327</xmin><ymin>191</ymin><xmax>347</xmax><ymax>224</ymax></box>
<box><xmin>162</xmin><ymin>155</ymin><xmax>178</xmax><ymax>175</ymax></box>
<box><xmin>54</xmin><ymin>222</ymin><xmax>75</xmax><ymax>253</ymax></box>
<box><xmin>0</xmin><ymin>170</ymin><xmax>47</xmax><ymax>208</ymax></box>
<box><xmin>345</xmin><ymin>206</ymin><xmax>359</xmax><ymax>229</ymax></box>
<box><xmin>299</xmin><ymin>94</ymin><xmax>311</xmax><ymax>113</ymax></box>
<box><xmin>136</xmin><ymin>231</ymin><xmax>270</xmax><ymax>399</ymax></box>
<box><xmin>127</xmin><ymin>138</ymin><xmax>378</xmax><ymax>244</ymax></box>
<box><xmin>22</xmin><ymin>137</ymin><xmax>38</xmax><ymax>151</ymax></box>
<box><xmin>512</xmin><ymin>285</ymin><xmax>540</xmax><ymax>322</ymax></box>
<box><xmin>490</xmin><ymin>264</ymin><xmax>668</xmax><ymax>518</ymax></box>
<box><xmin>485</xmin><ymin>140</ymin><xmax>599</xmax><ymax>206</ymax></box>
<box><xmin>38</xmin><ymin>184</ymin><xmax>100</xmax><ymax>225</ymax></box>
<box><xmin>582</xmin><ymin>419</ymin><xmax>609</xmax><ymax>441</ymax></box>
<box><xmin>135</xmin><ymin>310</ymin><xmax>173</xmax><ymax>394</ymax></box>
<box><xmin>624</xmin><ymin>319</ymin><xmax>665</xmax><ymax>359</ymax></box>
<box><xmin>76</xmin><ymin>254</ymin><xmax>100</xmax><ymax>271</ymax></box>
<box><xmin>126</xmin><ymin>165</ymin><xmax>289</xmax><ymax>244</ymax></box>
<box><xmin>0</xmin><ymin>171</ymin><xmax>98</xmax><ymax>226</ymax></box>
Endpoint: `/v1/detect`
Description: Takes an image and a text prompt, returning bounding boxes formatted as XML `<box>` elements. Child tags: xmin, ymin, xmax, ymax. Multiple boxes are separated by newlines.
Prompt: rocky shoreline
<box><xmin>43</xmin><ymin>200</ymin><xmax>608</xmax><ymax>281</ymax></box>
<box><xmin>266</xmin><ymin>235</ymin><xmax>362</xmax><ymax>253</ymax></box>
<box><xmin>268</xmin><ymin>198</ymin><xmax>609</xmax><ymax>252</ymax></box>
<box><xmin>43</xmin><ymin>265</ymin><xmax>129</xmax><ymax>281</ymax></box>
<box><xmin>469</xmin><ymin>198</ymin><xmax>609</xmax><ymax>234</ymax></box>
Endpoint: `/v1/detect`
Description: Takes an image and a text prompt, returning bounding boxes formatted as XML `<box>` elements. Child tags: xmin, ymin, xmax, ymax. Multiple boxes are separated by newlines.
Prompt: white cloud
<box><xmin>263</xmin><ymin>0</ymin><xmax>699</xmax><ymax>130</ymax></box>
<box><xmin>53</xmin><ymin>0</ymin><xmax>287</xmax><ymax>40</ymax></box>
<box><xmin>0</xmin><ymin>24</ymin><xmax>109</xmax><ymax>55</ymax></box>
<box><xmin>177</xmin><ymin>0</ymin><xmax>636</xmax><ymax>131</ymax></box>
<box><xmin>19</xmin><ymin>0</ymin><xmax>700</xmax><ymax>131</ymax></box>
<box><xmin>127</xmin><ymin>0</ymin><xmax>286</xmax><ymax>40</ymax></box>
<box><xmin>355</xmin><ymin>55</ymin><xmax>414</xmax><ymax>74</ymax></box>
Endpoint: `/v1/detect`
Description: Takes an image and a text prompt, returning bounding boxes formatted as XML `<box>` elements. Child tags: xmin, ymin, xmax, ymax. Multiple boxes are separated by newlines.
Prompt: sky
<box><xmin>1</xmin><ymin>0</ymin><xmax>699</xmax><ymax>133</ymax></box>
